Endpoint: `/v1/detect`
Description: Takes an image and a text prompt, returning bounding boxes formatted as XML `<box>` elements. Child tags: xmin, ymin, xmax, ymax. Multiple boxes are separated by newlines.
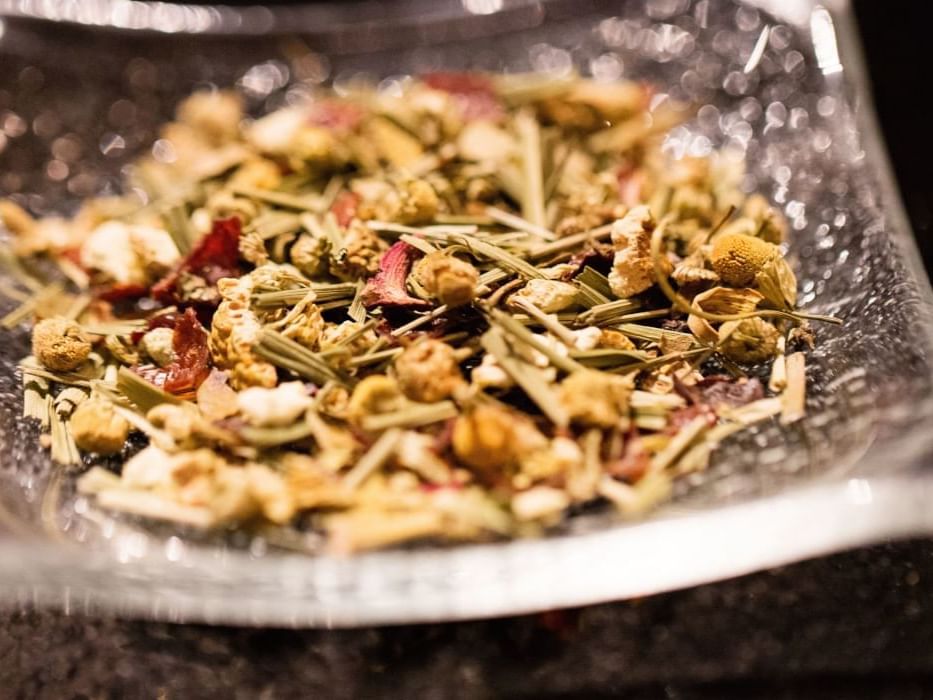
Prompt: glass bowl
<box><xmin>2</xmin><ymin>0</ymin><xmax>932</xmax><ymax>627</ymax></box>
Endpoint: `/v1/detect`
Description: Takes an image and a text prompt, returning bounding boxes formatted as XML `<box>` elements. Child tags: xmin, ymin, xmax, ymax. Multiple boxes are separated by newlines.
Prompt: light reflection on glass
<box><xmin>810</xmin><ymin>6</ymin><xmax>843</xmax><ymax>75</ymax></box>
<box><xmin>462</xmin><ymin>0</ymin><xmax>503</xmax><ymax>15</ymax></box>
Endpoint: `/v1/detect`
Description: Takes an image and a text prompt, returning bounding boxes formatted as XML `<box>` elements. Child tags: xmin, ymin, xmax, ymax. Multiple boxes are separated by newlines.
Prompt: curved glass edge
<box><xmin>2</xmin><ymin>475</ymin><xmax>933</xmax><ymax>627</ymax></box>
<box><xmin>2</xmin><ymin>0</ymin><xmax>933</xmax><ymax>627</ymax></box>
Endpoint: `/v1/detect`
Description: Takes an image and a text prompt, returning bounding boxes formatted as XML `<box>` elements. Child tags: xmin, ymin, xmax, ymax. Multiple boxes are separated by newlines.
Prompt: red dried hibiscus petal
<box><xmin>134</xmin><ymin>308</ymin><xmax>211</xmax><ymax>395</ymax></box>
<box><xmin>361</xmin><ymin>241</ymin><xmax>430</xmax><ymax>309</ymax></box>
<box><xmin>421</xmin><ymin>71</ymin><xmax>504</xmax><ymax>122</ymax></box>
<box><xmin>330</xmin><ymin>191</ymin><xmax>361</xmax><ymax>229</ymax></box>
<box><xmin>308</xmin><ymin>100</ymin><xmax>364</xmax><ymax>132</ymax></box>
<box><xmin>151</xmin><ymin>217</ymin><xmax>242</xmax><ymax>304</ymax></box>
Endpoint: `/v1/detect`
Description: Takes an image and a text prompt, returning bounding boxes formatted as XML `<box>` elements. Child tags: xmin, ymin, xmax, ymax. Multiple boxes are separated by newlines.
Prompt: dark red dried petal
<box><xmin>95</xmin><ymin>283</ymin><xmax>149</xmax><ymax>303</ymax></box>
<box><xmin>667</xmin><ymin>404</ymin><xmax>718</xmax><ymax>434</ymax></box>
<box><xmin>607</xmin><ymin>441</ymin><xmax>651</xmax><ymax>482</ymax></box>
<box><xmin>308</xmin><ymin>100</ymin><xmax>364</xmax><ymax>132</ymax></box>
<box><xmin>151</xmin><ymin>217</ymin><xmax>241</xmax><ymax>304</ymax></box>
<box><xmin>702</xmin><ymin>377</ymin><xmax>765</xmax><ymax>409</ymax></box>
<box><xmin>133</xmin><ymin>308</ymin><xmax>210</xmax><ymax>396</ymax></box>
<box><xmin>421</xmin><ymin>71</ymin><xmax>504</xmax><ymax>122</ymax></box>
<box><xmin>361</xmin><ymin>241</ymin><xmax>431</xmax><ymax>309</ymax></box>
<box><xmin>330</xmin><ymin>191</ymin><xmax>361</xmax><ymax>229</ymax></box>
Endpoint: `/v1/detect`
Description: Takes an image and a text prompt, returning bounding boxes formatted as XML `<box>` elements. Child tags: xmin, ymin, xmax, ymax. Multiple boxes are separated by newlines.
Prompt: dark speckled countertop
<box><xmin>4</xmin><ymin>540</ymin><xmax>933</xmax><ymax>699</ymax></box>
<box><xmin>4</xmin><ymin>3</ymin><xmax>933</xmax><ymax>698</ymax></box>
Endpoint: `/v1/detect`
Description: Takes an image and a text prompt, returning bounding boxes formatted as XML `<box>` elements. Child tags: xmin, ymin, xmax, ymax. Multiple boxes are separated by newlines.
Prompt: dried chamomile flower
<box><xmin>81</xmin><ymin>221</ymin><xmax>179</xmax><ymax>285</ymax></box>
<box><xmin>290</xmin><ymin>234</ymin><xmax>328</xmax><ymax>278</ymax></box>
<box><xmin>519</xmin><ymin>437</ymin><xmax>583</xmax><ymax>482</ymax></box>
<box><xmin>228</xmin><ymin>158</ymin><xmax>283</xmax><ymax>191</ymax></box>
<box><xmin>207</xmin><ymin>190</ymin><xmax>260</xmax><ymax>226</ymax></box>
<box><xmin>176</xmin><ymin>90</ymin><xmax>243</xmax><ymax>145</ymax></box>
<box><xmin>237</xmin><ymin>381</ymin><xmax>313</xmax><ymax>427</ymax></box>
<box><xmin>70</xmin><ymin>398</ymin><xmax>130</xmax><ymax>455</ymax></box>
<box><xmin>32</xmin><ymin>318</ymin><xmax>92</xmax><ymax>372</ymax></box>
<box><xmin>394</xmin><ymin>339</ymin><xmax>465</xmax><ymax>403</ymax></box>
<box><xmin>393</xmin><ymin>179</ymin><xmax>440</xmax><ymax>225</ymax></box>
<box><xmin>238</xmin><ymin>229</ymin><xmax>270</xmax><ymax>266</ymax></box>
<box><xmin>718</xmin><ymin>317</ymin><xmax>780</xmax><ymax>363</ymax></box>
<box><xmin>210</xmin><ymin>277</ymin><xmax>277</xmax><ymax>388</ymax></box>
<box><xmin>347</xmin><ymin>375</ymin><xmax>407</xmax><ymax>423</ymax></box>
<box><xmin>279</xmin><ymin>299</ymin><xmax>324</xmax><ymax>350</ymax></box>
<box><xmin>319</xmin><ymin>321</ymin><xmax>378</xmax><ymax>363</ymax></box>
<box><xmin>559</xmin><ymin>370</ymin><xmax>631</xmax><ymax>428</ymax></box>
<box><xmin>330</xmin><ymin>221</ymin><xmax>388</xmax><ymax>281</ymax></box>
<box><xmin>608</xmin><ymin>205</ymin><xmax>671</xmax><ymax>299</ymax></box>
<box><xmin>710</xmin><ymin>232</ymin><xmax>776</xmax><ymax>287</ymax></box>
<box><xmin>509</xmin><ymin>279</ymin><xmax>579</xmax><ymax>313</ymax></box>
<box><xmin>140</xmin><ymin>327</ymin><xmax>176</xmax><ymax>368</ymax></box>
<box><xmin>743</xmin><ymin>193</ymin><xmax>787</xmax><ymax>244</ymax></box>
<box><xmin>411</xmin><ymin>251</ymin><xmax>479</xmax><ymax>308</ymax></box>
<box><xmin>452</xmin><ymin>403</ymin><xmax>547</xmax><ymax>478</ymax></box>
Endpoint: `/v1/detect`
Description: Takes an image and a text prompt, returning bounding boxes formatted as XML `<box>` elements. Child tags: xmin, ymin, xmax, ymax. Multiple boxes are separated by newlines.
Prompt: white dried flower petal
<box><xmin>509</xmin><ymin>279</ymin><xmax>579</xmax><ymax>313</ymax></box>
<box><xmin>141</xmin><ymin>327</ymin><xmax>176</xmax><ymax>368</ymax></box>
<box><xmin>237</xmin><ymin>381</ymin><xmax>313</xmax><ymax>427</ymax></box>
<box><xmin>608</xmin><ymin>205</ymin><xmax>670</xmax><ymax>299</ymax></box>
<box><xmin>511</xmin><ymin>486</ymin><xmax>570</xmax><ymax>522</ymax></box>
<box><xmin>471</xmin><ymin>353</ymin><xmax>514</xmax><ymax>390</ymax></box>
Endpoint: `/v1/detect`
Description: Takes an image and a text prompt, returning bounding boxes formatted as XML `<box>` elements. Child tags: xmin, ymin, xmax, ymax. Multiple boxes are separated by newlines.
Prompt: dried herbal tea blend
<box><xmin>0</xmin><ymin>73</ymin><xmax>839</xmax><ymax>553</ymax></box>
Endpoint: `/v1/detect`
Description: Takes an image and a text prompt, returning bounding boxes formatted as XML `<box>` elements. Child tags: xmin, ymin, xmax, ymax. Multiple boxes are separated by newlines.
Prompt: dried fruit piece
<box><xmin>71</xmin><ymin>398</ymin><xmax>131</xmax><ymax>454</ymax></box>
<box><xmin>32</xmin><ymin>318</ymin><xmax>92</xmax><ymax>372</ymax></box>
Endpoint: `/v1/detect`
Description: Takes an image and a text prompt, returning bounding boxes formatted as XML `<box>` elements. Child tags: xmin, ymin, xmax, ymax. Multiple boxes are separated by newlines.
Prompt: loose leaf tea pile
<box><xmin>0</xmin><ymin>73</ymin><xmax>839</xmax><ymax>553</ymax></box>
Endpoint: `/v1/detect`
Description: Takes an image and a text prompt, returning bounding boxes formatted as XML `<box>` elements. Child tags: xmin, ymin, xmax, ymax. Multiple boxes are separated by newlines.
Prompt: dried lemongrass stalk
<box><xmin>781</xmin><ymin>352</ymin><xmax>807</xmax><ymax>424</ymax></box>
<box><xmin>342</xmin><ymin>428</ymin><xmax>403</xmax><ymax>490</ymax></box>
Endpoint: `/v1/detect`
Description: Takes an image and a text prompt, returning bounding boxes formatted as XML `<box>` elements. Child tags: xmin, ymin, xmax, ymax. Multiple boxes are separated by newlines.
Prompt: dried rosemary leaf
<box><xmin>449</xmin><ymin>235</ymin><xmax>544</xmax><ymax>280</ymax></box>
<box><xmin>481</xmin><ymin>328</ymin><xmax>569</xmax><ymax>427</ymax></box>
<box><xmin>163</xmin><ymin>202</ymin><xmax>195</xmax><ymax>254</ymax></box>
<box><xmin>231</xmin><ymin>185</ymin><xmax>323</xmax><ymax>211</ymax></box>
<box><xmin>485</xmin><ymin>206</ymin><xmax>556</xmax><ymax>242</ymax></box>
<box><xmin>254</xmin><ymin>330</ymin><xmax>347</xmax><ymax>387</ymax></box>
<box><xmin>568</xmin><ymin>348</ymin><xmax>650</xmax><ymax>369</ymax></box>
<box><xmin>398</xmin><ymin>233</ymin><xmax>439</xmax><ymax>256</ymax></box>
<box><xmin>516</xmin><ymin>110</ymin><xmax>547</xmax><ymax>230</ymax></box>
<box><xmin>360</xmin><ymin>401</ymin><xmax>458</xmax><ymax>432</ymax></box>
<box><xmin>117</xmin><ymin>366</ymin><xmax>181</xmax><ymax>414</ymax></box>
<box><xmin>348</xmin><ymin>280</ymin><xmax>368</xmax><ymax>323</ymax></box>
<box><xmin>252</xmin><ymin>283</ymin><xmax>356</xmax><ymax>307</ymax></box>
<box><xmin>1</xmin><ymin>282</ymin><xmax>64</xmax><ymax>329</ymax></box>
<box><xmin>615</xmin><ymin>322</ymin><xmax>696</xmax><ymax>347</ymax></box>
<box><xmin>488</xmin><ymin>308</ymin><xmax>583</xmax><ymax>374</ymax></box>
<box><xmin>82</xmin><ymin>319</ymin><xmax>149</xmax><ymax>336</ymax></box>
<box><xmin>576</xmin><ymin>266</ymin><xmax>613</xmax><ymax>299</ymax></box>
<box><xmin>578</xmin><ymin>300</ymin><xmax>643</xmax><ymax>326</ymax></box>
<box><xmin>250</xmin><ymin>211</ymin><xmax>303</xmax><ymax>240</ymax></box>
<box><xmin>49</xmin><ymin>405</ymin><xmax>80</xmax><ymax>466</ymax></box>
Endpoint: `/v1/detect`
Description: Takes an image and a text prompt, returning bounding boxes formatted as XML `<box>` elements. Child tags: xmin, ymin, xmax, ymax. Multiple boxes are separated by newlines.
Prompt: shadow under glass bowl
<box><xmin>1</xmin><ymin>0</ymin><xmax>932</xmax><ymax>627</ymax></box>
